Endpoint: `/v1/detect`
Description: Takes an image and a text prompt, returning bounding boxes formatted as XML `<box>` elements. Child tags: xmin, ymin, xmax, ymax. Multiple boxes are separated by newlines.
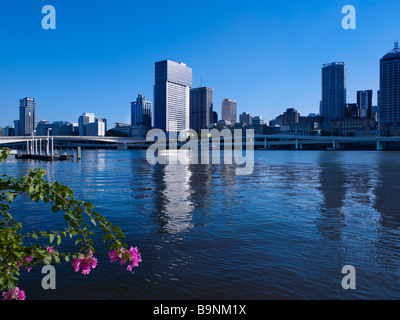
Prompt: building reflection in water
<box><xmin>315</xmin><ymin>153</ymin><xmax>347</xmax><ymax>243</ymax></box>
<box><xmin>151</xmin><ymin>150</ymin><xmax>194</xmax><ymax>234</ymax></box>
<box><xmin>373</xmin><ymin>153</ymin><xmax>400</xmax><ymax>271</ymax></box>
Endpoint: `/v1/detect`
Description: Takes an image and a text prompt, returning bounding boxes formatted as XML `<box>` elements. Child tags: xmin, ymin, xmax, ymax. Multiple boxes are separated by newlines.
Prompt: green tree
<box><xmin>0</xmin><ymin>148</ymin><xmax>141</xmax><ymax>300</ymax></box>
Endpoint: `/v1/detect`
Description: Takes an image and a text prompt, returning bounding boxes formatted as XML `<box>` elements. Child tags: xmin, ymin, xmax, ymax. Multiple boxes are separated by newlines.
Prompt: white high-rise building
<box><xmin>86</xmin><ymin>119</ymin><xmax>106</xmax><ymax>137</ymax></box>
<box><xmin>78</xmin><ymin>113</ymin><xmax>95</xmax><ymax>136</ymax></box>
<box><xmin>154</xmin><ymin>60</ymin><xmax>192</xmax><ymax>138</ymax></box>
<box><xmin>78</xmin><ymin>113</ymin><xmax>106</xmax><ymax>136</ymax></box>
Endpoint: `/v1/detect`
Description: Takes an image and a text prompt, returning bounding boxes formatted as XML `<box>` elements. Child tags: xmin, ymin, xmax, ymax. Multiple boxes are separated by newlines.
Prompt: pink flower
<box><xmin>108</xmin><ymin>246</ymin><xmax>141</xmax><ymax>272</ymax></box>
<box><xmin>46</xmin><ymin>247</ymin><xmax>55</xmax><ymax>255</ymax></box>
<box><xmin>2</xmin><ymin>287</ymin><xmax>26</xmax><ymax>300</ymax></box>
<box><xmin>71</xmin><ymin>250</ymin><xmax>97</xmax><ymax>275</ymax></box>
<box><xmin>108</xmin><ymin>249</ymin><xmax>120</xmax><ymax>263</ymax></box>
<box><xmin>25</xmin><ymin>255</ymin><xmax>33</xmax><ymax>263</ymax></box>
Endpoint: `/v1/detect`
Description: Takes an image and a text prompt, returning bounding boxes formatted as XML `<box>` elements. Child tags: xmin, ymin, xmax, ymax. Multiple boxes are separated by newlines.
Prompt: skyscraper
<box><xmin>379</xmin><ymin>42</ymin><xmax>400</xmax><ymax>124</ymax></box>
<box><xmin>131</xmin><ymin>94</ymin><xmax>152</xmax><ymax>127</ymax></box>
<box><xmin>321</xmin><ymin>62</ymin><xmax>346</xmax><ymax>128</ymax></box>
<box><xmin>154</xmin><ymin>60</ymin><xmax>192</xmax><ymax>137</ymax></box>
<box><xmin>190</xmin><ymin>87</ymin><xmax>213</xmax><ymax>132</ymax></box>
<box><xmin>18</xmin><ymin>97</ymin><xmax>36</xmax><ymax>136</ymax></box>
<box><xmin>221</xmin><ymin>99</ymin><xmax>237</xmax><ymax>124</ymax></box>
<box><xmin>357</xmin><ymin>90</ymin><xmax>373</xmax><ymax>118</ymax></box>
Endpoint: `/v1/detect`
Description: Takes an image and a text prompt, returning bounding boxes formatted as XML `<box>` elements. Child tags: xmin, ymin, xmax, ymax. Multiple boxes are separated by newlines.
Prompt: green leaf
<box><xmin>51</xmin><ymin>206</ymin><xmax>59</xmax><ymax>213</ymax></box>
<box><xmin>49</xmin><ymin>234</ymin><xmax>54</xmax><ymax>244</ymax></box>
<box><xmin>57</xmin><ymin>236</ymin><xmax>61</xmax><ymax>246</ymax></box>
<box><xmin>43</xmin><ymin>256</ymin><xmax>51</xmax><ymax>265</ymax></box>
<box><xmin>84</xmin><ymin>202</ymin><xmax>94</xmax><ymax>209</ymax></box>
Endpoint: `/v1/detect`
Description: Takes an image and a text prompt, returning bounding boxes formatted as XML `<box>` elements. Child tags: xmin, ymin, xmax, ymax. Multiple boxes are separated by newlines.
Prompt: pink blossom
<box><xmin>2</xmin><ymin>287</ymin><xmax>26</xmax><ymax>300</ymax></box>
<box><xmin>46</xmin><ymin>247</ymin><xmax>55</xmax><ymax>255</ymax></box>
<box><xmin>25</xmin><ymin>255</ymin><xmax>33</xmax><ymax>263</ymax></box>
<box><xmin>108</xmin><ymin>246</ymin><xmax>141</xmax><ymax>272</ymax></box>
<box><xmin>108</xmin><ymin>249</ymin><xmax>120</xmax><ymax>263</ymax></box>
<box><xmin>71</xmin><ymin>250</ymin><xmax>97</xmax><ymax>275</ymax></box>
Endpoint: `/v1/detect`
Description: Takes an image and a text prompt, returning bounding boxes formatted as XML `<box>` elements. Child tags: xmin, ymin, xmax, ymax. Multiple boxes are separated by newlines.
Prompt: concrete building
<box><xmin>283</xmin><ymin>108</ymin><xmax>300</xmax><ymax>125</ymax></box>
<box><xmin>78</xmin><ymin>113</ymin><xmax>106</xmax><ymax>136</ymax></box>
<box><xmin>86</xmin><ymin>119</ymin><xmax>106</xmax><ymax>137</ymax></box>
<box><xmin>36</xmin><ymin>120</ymin><xmax>76</xmax><ymax>136</ymax></box>
<box><xmin>221</xmin><ymin>99</ymin><xmax>237</xmax><ymax>124</ymax></box>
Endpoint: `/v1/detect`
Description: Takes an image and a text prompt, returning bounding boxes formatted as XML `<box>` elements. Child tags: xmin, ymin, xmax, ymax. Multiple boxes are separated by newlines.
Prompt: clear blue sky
<box><xmin>0</xmin><ymin>0</ymin><xmax>399</xmax><ymax>128</ymax></box>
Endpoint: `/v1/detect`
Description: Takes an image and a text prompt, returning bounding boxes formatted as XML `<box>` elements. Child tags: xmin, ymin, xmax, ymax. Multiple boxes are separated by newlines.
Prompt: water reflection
<box><xmin>373</xmin><ymin>154</ymin><xmax>400</xmax><ymax>271</ymax></box>
<box><xmin>151</xmin><ymin>151</ymin><xmax>194</xmax><ymax>234</ymax></box>
<box><xmin>188</xmin><ymin>163</ymin><xmax>214</xmax><ymax>211</ymax></box>
<box><xmin>315</xmin><ymin>153</ymin><xmax>347</xmax><ymax>242</ymax></box>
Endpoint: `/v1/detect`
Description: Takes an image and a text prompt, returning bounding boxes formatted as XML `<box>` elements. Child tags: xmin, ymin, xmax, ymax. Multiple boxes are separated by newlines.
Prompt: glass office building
<box><xmin>380</xmin><ymin>42</ymin><xmax>400</xmax><ymax>124</ymax></box>
<box><xmin>190</xmin><ymin>87</ymin><xmax>213</xmax><ymax>132</ymax></box>
<box><xmin>321</xmin><ymin>62</ymin><xmax>346</xmax><ymax>128</ymax></box>
<box><xmin>131</xmin><ymin>94</ymin><xmax>152</xmax><ymax>127</ymax></box>
<box><xmin>357</xmin><ymin>90</ymin><xmax>373</xmax><ymax>118</ymax></box>
<box><xmin>154</xmin><ymin>60</ymin><xmax>192</xmax><ymax>136</ymax></box>
<box><xmin>19</xmin><ymin>97</ymin><xmax>36</xmax><ymax>136</ymax></box>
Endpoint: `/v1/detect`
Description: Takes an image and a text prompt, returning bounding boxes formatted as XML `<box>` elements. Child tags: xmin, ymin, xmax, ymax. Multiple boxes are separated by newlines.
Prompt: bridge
<box><xmin>0</xmin><ymin>134</ymin><xmax>399</xmax><ymax>151</ymax></box>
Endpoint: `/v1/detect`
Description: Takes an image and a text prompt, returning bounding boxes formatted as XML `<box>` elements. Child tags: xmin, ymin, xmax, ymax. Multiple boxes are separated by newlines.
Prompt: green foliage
<box><xmin>0</xmin><ymin>148</ymin><xmax>128</xmax><ymax>292</ymax></box>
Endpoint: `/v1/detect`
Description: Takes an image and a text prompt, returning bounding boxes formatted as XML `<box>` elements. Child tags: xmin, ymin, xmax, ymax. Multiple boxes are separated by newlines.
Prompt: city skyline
<box><xmin>1</xmin><ymin>1</ymin><xmax>400</xmax><ymax>128</ymax></box>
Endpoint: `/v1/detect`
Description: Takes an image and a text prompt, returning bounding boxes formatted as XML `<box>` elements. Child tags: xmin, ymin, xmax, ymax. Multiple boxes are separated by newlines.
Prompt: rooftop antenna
<box><xmin>395</xmin><ymin>41</ymin><xmax>399</xmax><ymax>51</ymax></box>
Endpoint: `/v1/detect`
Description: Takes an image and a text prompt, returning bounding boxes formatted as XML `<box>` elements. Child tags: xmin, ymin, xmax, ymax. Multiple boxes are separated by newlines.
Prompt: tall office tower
<box><xmin>190</xmin><ymin>87</ymin><xmax>213</xmax><ymax>132</ymax></box>
<box><xmin>19</xmin><ymin>97</ymin><xmax>37</xmax><ymax>136</ymax></box>
<box><xmin>154</xmin><ymin>60</ymin><xmax>192</xmax><ymax>137</ymax></box>
<box><xmin>221</xmin><ymin>99</ymin><xmax>237</xmax><ymax>123</ymax></box>
<box><xmin>321</xmin><ymin>62</ymin><xmax>346</xmax><ymax>128</ymax></box>
<box><xmin>380</xmin><ymin>42</ymin><xmax>400</xmax><ymax>124</ymax></box>
<box><xmin>78</xmin><ymin>113</ymin><xmax>95</xmax><ymax>136</ymax></box>
<box><xmin>239</xmin><ymin>112</ymin><xmax>252</xmax><ymax>126</ymax></box>
<box><xmin>131</xmin><ymin>94</ymin><xmax>152</xmax><ymax>127</ymax></box>
<box><xmin>357</xmin><ymin>90</ymin><xmax>373</xmax><ymax>118</ymax></box>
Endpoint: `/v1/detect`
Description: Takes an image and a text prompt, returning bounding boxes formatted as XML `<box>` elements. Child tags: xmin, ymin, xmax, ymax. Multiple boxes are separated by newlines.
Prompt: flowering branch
<box><xmin>0</xmin><ymin>148</ymin><xmax>141</xmax><ymax>300</ymax></box>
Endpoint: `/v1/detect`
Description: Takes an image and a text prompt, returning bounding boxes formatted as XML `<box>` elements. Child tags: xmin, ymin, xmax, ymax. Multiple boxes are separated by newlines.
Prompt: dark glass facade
<box><xmin>190</xmin><ymin>87</ymin><xmax>213</xmax><ymax>132</ymax></box>
<box><xmin>131</xmin><ymin>94</ymin><xmax>152</xmax><ymax>127</ymax></box>
<box><xmin>321</xmin><ymin>62</ymin><xmax>346</xmax><ymax>128</ymax></box>
<box><xmin>19</xmin><ymin>97</ymin><xmax>36</xmax><ymax>136</ymax></box>
<box><xmin>380</xmin><ymin>44</ymin><xmax>400</xmax><ymax>124</ymax></box>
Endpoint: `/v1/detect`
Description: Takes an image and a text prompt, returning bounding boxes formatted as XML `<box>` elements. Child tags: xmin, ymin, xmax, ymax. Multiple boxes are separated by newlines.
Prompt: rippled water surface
<box><xmin>1</xmin><ymin>150</ymin><xmax>400</xmax><ymax>299</ymax></box>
